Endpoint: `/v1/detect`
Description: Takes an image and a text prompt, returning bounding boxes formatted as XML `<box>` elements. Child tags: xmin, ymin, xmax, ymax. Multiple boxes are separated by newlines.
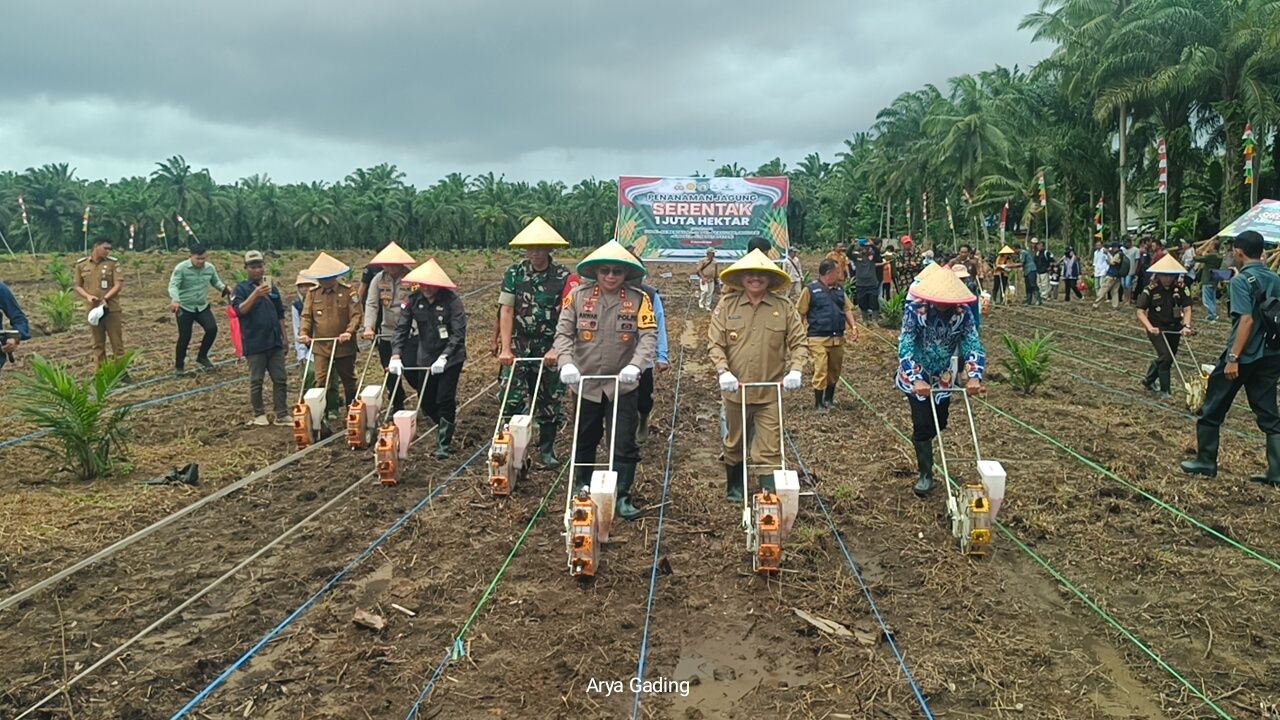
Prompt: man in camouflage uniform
<box><xmin>497</xmin><ymin>217</ymin><xmax>573</xmax><ymax>466</ymax></box>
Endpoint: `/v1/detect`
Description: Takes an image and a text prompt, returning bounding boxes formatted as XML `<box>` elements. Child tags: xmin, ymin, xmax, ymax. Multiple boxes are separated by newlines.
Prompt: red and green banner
<box><xmin>616</xmin><ymin>176</ymin><xmax>789</xmax><ymax>261</ymax></box>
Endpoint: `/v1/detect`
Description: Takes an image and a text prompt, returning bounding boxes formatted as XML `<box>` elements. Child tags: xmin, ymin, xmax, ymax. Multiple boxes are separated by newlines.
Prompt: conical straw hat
<box><xmin>997</xmin><ymin>245</ymin><xmax>1016</xmax><ymax>255</ymax></box>
<box><xmin>302</xmin><ymin>252</ymin><xmax>351</xmax><ymax>280</ymax></box>
<box><xmin>720</xmin><ymin>249</ymin><xmax>791</xmax><ymax>291</ymax></box>
<box><xmin>369</xmin><ymin>241</ymin><xmax>416</xmax><ymax>265</ymax></box>
<box><xmin>509</xmin><ymin>217</ymin><xmax>570</xmax><ymax>247</ymax></box>
<box><xmin>294</xmin><ymin>272</ymin><xmax>318</xmax><ymax>289</ymax></box>
<box><xmin>1147</xmin><ymin>254</ymin><xmax>1188</xmax><ymax>275</ymax></box>
<box><xmin>401</xmin><ymin>258</ymin><xmax>457</xmax><ymax>288</ymax></box>
<box><xmin>576</xmin><ymin>240</ymin><xmax>646</xmax><ymax>281</ymax></box>
<box><xmin>909</xmin><ymin>262</ymin><xmax>977</xmax><ymax>305</ymax></box>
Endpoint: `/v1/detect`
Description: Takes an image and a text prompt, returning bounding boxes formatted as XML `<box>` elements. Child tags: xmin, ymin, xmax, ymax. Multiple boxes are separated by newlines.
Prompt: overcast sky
<box><xmin>1</xmin><ymin>1</ymin><xmax>1048</xmax><ymax>188</ymax></box>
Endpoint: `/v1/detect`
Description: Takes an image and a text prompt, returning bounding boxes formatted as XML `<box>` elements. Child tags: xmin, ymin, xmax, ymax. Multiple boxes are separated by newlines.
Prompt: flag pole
<box><xmin>18</xmin><ymin>195</ymin><xmax>36</xmax><ymax>260</ymax></box>
<box><xmin>0</xmin><ymin>226</ymin><xmax>13</xmax><ymax>257</ymax></box>
<box><xmin>82</xmin><ymin>205</ymin><xmax>91</xmax><ymax>255</ymax></box>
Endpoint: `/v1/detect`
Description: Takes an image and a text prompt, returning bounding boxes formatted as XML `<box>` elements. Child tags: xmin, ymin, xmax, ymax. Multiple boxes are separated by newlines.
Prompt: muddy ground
<box><xmin>1</xmin><ymin>253</ymin><xmax>1277</xmax><ymax>719</ymax></box>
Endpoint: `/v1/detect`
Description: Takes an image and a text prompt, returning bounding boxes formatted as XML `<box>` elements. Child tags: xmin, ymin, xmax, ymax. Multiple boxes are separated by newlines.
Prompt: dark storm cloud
<box><xmin>1</xmin><ymin>0</ymin><xmax>1045</xmax><ymax>180</ymax></box>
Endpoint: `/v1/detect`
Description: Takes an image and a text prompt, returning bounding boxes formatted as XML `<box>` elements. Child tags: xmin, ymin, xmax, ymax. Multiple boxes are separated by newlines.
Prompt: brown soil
<box><xmin>1</xmin><ymin>255</ymin><xmax>1277</xmax><ymax>720</ymax></box>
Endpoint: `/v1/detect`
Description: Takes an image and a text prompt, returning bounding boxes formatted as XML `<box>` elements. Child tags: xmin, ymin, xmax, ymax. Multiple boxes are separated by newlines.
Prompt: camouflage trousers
<box><xmin>497</xmin><ymin>341</ymin><xmax>564</xmax><ymax>427</ymax></box>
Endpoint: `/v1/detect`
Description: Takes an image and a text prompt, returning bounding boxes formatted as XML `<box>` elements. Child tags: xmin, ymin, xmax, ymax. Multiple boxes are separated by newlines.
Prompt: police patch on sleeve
<box><xmin>637</xmin><ymin>294</ymin><xmax>657</xmax><ymax>330</ymax></box>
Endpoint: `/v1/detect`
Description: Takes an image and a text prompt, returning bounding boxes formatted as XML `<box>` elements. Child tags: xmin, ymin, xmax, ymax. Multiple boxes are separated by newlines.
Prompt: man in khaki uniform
<box><xmin>555</xmin><ymin>240</ymin><xmax>657</xmax><ymax>520</ymax></box>
<box><xmin>695</xmin><ymin>247</ymin><xmax>718</xmax><ymax>311</ymax></box>
<box><xmin>75</xmin><ymin>235</ymin><xmax>126</xmax><ymax>367</ymax></box>
<box><xmin>362</xmin><ymin>241</ymin><xmax>418</xmax><ymax>412</ymax></box>
<box><xmin>709</xmin><ymin>249</ymin><xmax>808</xmax><ymax>502</ymax></box>
<box><xmin>796</xmin><ymin>258</ymin><xmax>859</xmax><ymax>414</ymax></box>
<box><xmin>825</xmin><ymin>241</ymin><xmax>850</xmax><ymax>282</ymax></box>
<box><xmin>297</xmin><ymin>252</ymin><xmax>362</xmax><ymax>416</ymax></box>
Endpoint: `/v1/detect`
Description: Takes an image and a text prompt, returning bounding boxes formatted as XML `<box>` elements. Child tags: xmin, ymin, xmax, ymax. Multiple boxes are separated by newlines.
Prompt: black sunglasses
<box><xmin>596</xmin><ymin>266</ymin><xmax>626</xmax><ymax>276</ymax></box>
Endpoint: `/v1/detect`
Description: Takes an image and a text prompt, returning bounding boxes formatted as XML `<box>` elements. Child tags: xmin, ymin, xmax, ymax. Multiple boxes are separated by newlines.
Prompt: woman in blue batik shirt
<box><xmin>896</xmin><ymin>264</ymin><xmax>986</xmax><ymax>496</ymax></box>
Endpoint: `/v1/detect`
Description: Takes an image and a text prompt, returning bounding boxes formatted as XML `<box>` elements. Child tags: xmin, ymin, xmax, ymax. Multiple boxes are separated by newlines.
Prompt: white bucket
<box><xmin>774</xmin><ymin>470</ymin><xmax>801</xmax><ymax>536</ymax></box>
<box><xmin>977</xmin><ymin>460</ymin><xmax>1007</xmax><ymax>520</ymax></box>
<box><xmin>360</xmin><ymin>385</ymin><xmax>383</xmax><ymax>428</ymax></box>
<box><xmin>303</xmin><ymin>388</ymin><xmax>327</xmax><ymax>429</ymax></box>
<box><xmin>393</xmin><ymin>410</ymin><xmax>416</xmax><ymax>460</ymax></box>
<box><xmin>590</xmin><ymin>470</ymin><xmax>617</xmax><ymax>542</ymax></box>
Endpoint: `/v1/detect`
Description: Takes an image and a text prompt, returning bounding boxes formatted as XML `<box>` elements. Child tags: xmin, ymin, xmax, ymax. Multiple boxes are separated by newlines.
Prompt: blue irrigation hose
<box><xmin>782</xmin><ymin>428</ymin><xmax>936</xmax><ymax>720</ymax></box>
<box><xmin>169</xmin><ymin>442</ymin><xmax>491</xmax><ymax>719</ymax></box>
<box><xmin>629</xmin><ymin>298</ymin><xmax>691</xmax><ymax>718</ymax></box>
<box><xmin>1</xmin><ymin>281</ymin><xmax>500</xmax><ymax>451</ymax></box>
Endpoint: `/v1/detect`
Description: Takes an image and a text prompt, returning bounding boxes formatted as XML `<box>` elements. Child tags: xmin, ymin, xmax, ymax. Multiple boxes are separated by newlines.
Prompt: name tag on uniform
<box><xmin>438</xmin><ymin>326</ymin><xmax>449</xmax><ymax>339</ymax></box>
<box><xmin>101</xmin><ymin>280</ymin><xmax>109</xmax><ymax>289</ymax></box>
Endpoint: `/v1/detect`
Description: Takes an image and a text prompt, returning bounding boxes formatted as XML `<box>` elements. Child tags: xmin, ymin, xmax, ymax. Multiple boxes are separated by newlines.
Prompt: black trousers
<box><xmin>377</xmin><ymin>339</ymin><xmax>421</xmax><ymax>411</ymax></box>
<box><xmin>909</xmin><ymin>396</ymin><xmax>950</xmax><ymax>442</ymax></box>
<box><xmin>420</xmin><ymin>363</ymin><xmax>462</xmax><ymax>424</ymax></box>
<box><xmin>1024</xmin><ymin>272</ymin><xmax>1039</xmax><ymax>303</ymax></box>
<box><xmin>1149</xmin><ymin>330</ymin><xmax>1181</xmax><ymax>371</ymax></box>
<box><xmin>1063</xmin><ymin>278</ymin><xmax>1082</xmax><ymax>301</ymax></box>
<box><xmin>176</xmin><ymin>306</ymin><xmax>218</xmax><ymax>368</ymax></box>
<box><xmin>856</xmin><ymin>287</ymin><xmax>880</xmax><ymax>315</ymax></box>
<box><xmin>1199</xmin><ymin>355</ymin><xmax>1280</xmax><ymax>435</ymax></box>
<box><xmin>637</xmin><ymin>367</ymin><xmax>656</xmax><ymax>415</ymax></box>
<box><xmin>881</xmin><ymin>282</ymin><xmax>892</xmax><ymax>301</ymax></box>
<box><xmin>575</xmin><ymin>389</ymin><xmax>641</xmax><ymax>466</ymax></box>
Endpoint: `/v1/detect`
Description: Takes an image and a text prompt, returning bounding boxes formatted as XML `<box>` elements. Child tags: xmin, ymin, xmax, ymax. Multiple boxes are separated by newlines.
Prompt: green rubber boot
<box><xmin>636</xmin><ymin>412</ymin><xmax>651</xmax><ymax>444</ymax></box>
<box><xmin>814</xmin><ymin>390</ymin><xmax>828</xmax><ymax>415</ymax></box>
<box><xmin>1249</xmin><ymin>434</ymin><xmax>1280</xmax><ymax>486</ymax></box>
<box><xmin>1179</xmin><ymin>425</ymin><xmax>1219</xmax><ymax>477</ymax></box>
<box><xmin>824</xmin><ymin>384</ymin><xmax>837</xmax><ymax>409</ymax></box>
<box><xmin>434</xmin><ymin>419</ymin><xmax>454</xmax><ymax>459</ymax></box>
<box><xmin>539</xmin><ymin>423</ymin><xmax>560</xmax><ymax>467</ymax></box>
<box><xmin>912</xmin><ymin>440</ymin><xmax>935</xmax><ymax>496</ymax></box>
<box><xmin>726</xmin><ymin>463</ymin><xmax>745</xmax><ymax>503</ymax></box>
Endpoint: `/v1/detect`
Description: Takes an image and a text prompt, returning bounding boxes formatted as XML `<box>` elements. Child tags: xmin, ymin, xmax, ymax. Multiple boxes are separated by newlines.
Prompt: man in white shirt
<box><xmin>783</xmin><ymin>247</ymin><xmax>804</xmax><ymax>299</ymax></box>
<box><xmin>1122</xmin><ymin>237</ymin><xmax>1142</xmax><ymax>303</ymax></box>
<box><xmin>1180</xmin><ymin>239</ymin><xmax>1196</xmax><ymax>283</ymax></box>
<box><xmin>1092</xmin><ymin>240</ymin><xmax>1108</xmax><ymax>299</ymax></box>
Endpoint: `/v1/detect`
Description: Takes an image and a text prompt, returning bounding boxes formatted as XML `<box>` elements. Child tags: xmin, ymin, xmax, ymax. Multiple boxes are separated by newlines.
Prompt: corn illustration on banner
<box><xmin>616</xmin><ymin>176</ymin><xmax>789</xmax><ymax>261</ymax></box>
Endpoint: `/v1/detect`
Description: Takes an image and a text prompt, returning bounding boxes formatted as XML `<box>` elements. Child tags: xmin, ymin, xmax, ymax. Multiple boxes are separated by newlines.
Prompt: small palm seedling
<box><xmin>878</xmin><ymin>288</ymin><xmax>908</xmax><ymax>329</ymax></box>
<box><xmin>153</xmin><ymin>259</ymin><xmax>166</xmax><ymax>275</ymax></box>
<box><xmin>268</xmin><ymin>258</ymin><xmax>285</xmax><ymax>276</ymax></box>
<box><xmin>14</xmin><ymin>351</ymin><xmax>138</xmax><ymax>481</ymax></box>
<box><xmin>46</xmin><ymin>258</ymin><xmax>74</xmax><ymax>291</ymax></box>
<box><xmin>1000</xmin><ymin>331</ymin><xmax>1057</xmax><ymax>395</ymax></box>
<box><xmin>39</xmin><ymin>289</ymin><xmax>77</xmax><ymax>333</ymax></box>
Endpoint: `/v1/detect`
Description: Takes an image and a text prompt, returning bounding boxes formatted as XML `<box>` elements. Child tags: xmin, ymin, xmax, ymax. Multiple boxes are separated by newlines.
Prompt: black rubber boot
<box><xmin>726</xmin><ymin>463</ymin><xmax>745</xmax><ymax>503</ymax></box>
<box><xmin>912</xmin><ymin>440</ymin><xmax>935</xmax><ymax>496</ymax></box>
<box><xmin>615</xmin><ymin>462</ymin><xmax>642</xmax><ymax>519</ymax></box>
<box><xmin>539</xmin><ymin>423</ymin><xmax>560</xmax><ymax>467</ymax></box>
<box><xmin>1249</xmin><ymin>434</ymin><xmax>1280</xmax><ymax>486</ymax></box>
<box><xmin>636</xmin><ymin>412</ymin><xmax>650</xmax><ymax>444</ymax></box>
<box><xmin>1157</xmin><ymin>366</ymin><xmax>1172</xmax><ymax>400</ymax></box>
<box><xmin>573</xmin><ymin>464</ymin><xmax>594</xmax><ymax>494</ymax></box>
<box><xmin>759</xmin><ymin>473</ymin><xmax>776</xmax><ymax>494</ymax></box>
<box><xmin>814</xmin><ymin>390</ymin><xmax>828</xmax><ymax>415</ymax></box>
<box><xmin>824</xmin><ymin>384</ymin><xmax>836</xmax><ymax>408</ymax></box>
<box><xmin>1180</xmin><ymin>425</ymin><xmax>1220</xmax><ymax>477</ymax></box>
<box><xmin>1142</xmin><ymin>361</ymin><xmax>1159</xmax><ymax>392</ymax></box>
<box><xmin>434</xmin><ymin>419</ymin><xmax>454</xmax><ymax>459</ymax></box>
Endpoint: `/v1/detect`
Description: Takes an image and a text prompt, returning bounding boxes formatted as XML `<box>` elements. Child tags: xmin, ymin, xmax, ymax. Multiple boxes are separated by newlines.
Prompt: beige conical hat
<box><xmin>719</xmin><ymin>249</ymin><xmax>791</xmax><ymax>291</ymax></box>
<box><xmin>910</xmin><ymin>262</ymin><xmax>977</xmax><ymax>304</ymax></box>
<box><xmin>950</xmin><ymin>263</ymin><xmax>971</xmax><ymax>279</ymax></box>
<box><xmin>1147</xmin><ymin>254</ymin><xmax>1188</xmax><ymax>275</ymax></box>
<box><xmin>294</xmin><ymin>271</ymin><xmax>318</xmax><ymax>289</ymax></box>
<box><xmin>997</xmin><ymin>245</ymin><xmax>1017</xmax><ymax>255</ymax></box>
<box><xmin>302</xmin><ymin>252</ymin><xmax>351</xmax><ymax>280</ymax></box>
<box><xmin>401</xmin><ymin>258</ymin><xmax>457</xmax><ymax>288</ymax></box>
<box><xmin>576</xmin><ymin>240</ymin><xmax>646</xmax><ymax>281</ymax></box>
<box><xmin>509</xmin><ymin>217</ymin><xmax>570</xmax><ymax>247</ymax></box>
<box><xmin>369</xmin><ymin>241</ymin><xmax>416</xmax><ymax>265</ymax></box>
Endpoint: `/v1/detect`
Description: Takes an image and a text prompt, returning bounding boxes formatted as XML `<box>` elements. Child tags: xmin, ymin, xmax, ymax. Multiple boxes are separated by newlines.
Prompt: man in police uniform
<box><xmin>555</xmin><ymin>240</ymin><xmax>657</xmax><ymax>520</ymax></box>
<box><xmin>1136</xmin><ymin>254</ymin><xmax>1194</xmax><ymax>399</ymax></box>
<box><xmin>297</xmin><ymin>252</ymin><xmax>362</xmax><ymax>419</ymax></box>
<box><xmin>362</xmin><ymin>241</ymin><xmax>418</xmax><ymax>412</ymax></box>
<box><xmin>497</xmin><ymin>217</ymin><xmax>573</xmax><ymax>467</ymax></box>
<box><xmin>796</xmin><ymin>259</ymin><xmax>859</xmax><ymax>414</ymax></box>
<box><xmin>390</xmin><ymin>259</ymin><xmax>468</xmax><ymax>458</ymax></box>
<box><xmin>709</xmin><ymin>250</ymin><xmax>808</xmax><ymax>502</ymax></box>
<box><xmin>75</xmin><ymin>235</ymin><xmax>127</xmax><ymax>369</ymax></box>
<box><xmin>1182</xmin><ymin>230</ymin><xmax>1280</xmax><ymax>485</ymax></box>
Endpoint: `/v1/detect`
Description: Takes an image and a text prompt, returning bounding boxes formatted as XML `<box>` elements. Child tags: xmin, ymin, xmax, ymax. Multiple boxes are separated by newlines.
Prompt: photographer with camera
<box><xmin>0</xmin><ymin>280</ymin><xmax>31</xmax><ymax>376</ymax></box>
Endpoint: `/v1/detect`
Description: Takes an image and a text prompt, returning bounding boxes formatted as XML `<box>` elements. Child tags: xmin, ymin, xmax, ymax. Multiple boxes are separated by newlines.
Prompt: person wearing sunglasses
<box><xmin>554</xmin><ymin>240</ymin><xmax>658</xmax><ymax>520</ymax></box>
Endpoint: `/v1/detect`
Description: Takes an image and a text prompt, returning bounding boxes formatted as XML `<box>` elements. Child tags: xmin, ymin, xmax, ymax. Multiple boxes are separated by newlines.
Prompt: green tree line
<box><xmin>2</xmin><ymin>0</ymin><xmax>1278</xmax><ymax>255</ymax></box>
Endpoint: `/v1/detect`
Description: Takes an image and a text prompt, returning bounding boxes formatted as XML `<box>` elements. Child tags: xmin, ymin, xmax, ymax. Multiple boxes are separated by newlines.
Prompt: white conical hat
<box><xmin>909</xmin><ymin>263</ymin><xmax>977</xmax><ymax>305</ymax></box>
<box><xmin>509</xmin><ymin>217</ymin><xmax>570</xmax><ymax>247</ymax></box>
<box><xmin>301</xmin><ymin>252</ymin><xmax>351</xmax><ymax>280</ymax></box>
<box><xmin>719</xmin><ymin>249</ymin><xmax>791</xmax><ymax>290</ymax></box>
<box><xmin>369</xmin><ymin>241</ymin><xmax>416</xmax><ymax>265</ymax></box>
<box><xmin>1147</xmin><ymin>254</ymin><xmax>1188</xmax><ymax>275</ymax></box>
<box><xmin>401</xmin><ymin>258</ymin><xmax>457</xmax><ymax>288</ymax></box>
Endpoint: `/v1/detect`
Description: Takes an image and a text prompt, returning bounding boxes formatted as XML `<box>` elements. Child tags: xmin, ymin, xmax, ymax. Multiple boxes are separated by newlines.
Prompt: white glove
<box><xmin>387</xmin><ymin>357</ymin><xmax>404</xmax><ymax>375</ymax></box>
<box><xmin>87</xmin><ymin>306</ymin><xmax>105</xmax><ymax>327</ymax></box>
<box><xmin>783</xmin><ymin>370</ymin><xmax>803</xmax><ymax>391</ymax></box>
<box><xmin>559</xmin><ymin>363</ymin><xmax>581</xmax><ymax>386</ymax></box>
<box><xmin>431</xmin><ymin>355</ymin><xmax>447</xmax><ymax>374</ymax></box>
<box><xmin>619</xmin><ymin>364</ymin><xmax>641</xmax><ymax>384</ymax></box>
<box><xmin>718</xmin><ymin>371</ymin><xmax>739</xmax><ymax>392</ymax></box>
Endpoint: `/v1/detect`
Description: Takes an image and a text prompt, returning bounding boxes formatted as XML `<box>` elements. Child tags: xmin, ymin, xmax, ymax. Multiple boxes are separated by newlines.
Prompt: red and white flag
<box><xmin>17</xmin><ymin>195</ymin><xmax>28</xmax><ymax>226</ymax></box>
<box><xmin>1158</xmin><ymin>138</ymin><xmax>1168</xmax><ymax>195</ymax></box>
<box><xmin>1000</xmin><ymin>201</ymin><xmax>1009</xmax><ymax>227</ymax></box>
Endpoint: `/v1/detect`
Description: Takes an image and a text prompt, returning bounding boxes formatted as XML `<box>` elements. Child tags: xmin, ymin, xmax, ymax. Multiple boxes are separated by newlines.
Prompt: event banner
<box><xmin>1219</xmin><ymin>199</ymin><xmax>1280</xmax><ymax>245</ymax></box>
<box><xmin>616</xmin><ymin>176</ymin><xmax>789</xmax><ymax>261</ymax></box>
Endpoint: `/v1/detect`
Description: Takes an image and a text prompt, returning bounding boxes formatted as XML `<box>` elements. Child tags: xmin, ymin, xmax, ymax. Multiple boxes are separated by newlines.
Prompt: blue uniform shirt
<box><xmin>0</xmin><ymin>281</ymin><xmax>31</xmax><ymax>371</ymax></box>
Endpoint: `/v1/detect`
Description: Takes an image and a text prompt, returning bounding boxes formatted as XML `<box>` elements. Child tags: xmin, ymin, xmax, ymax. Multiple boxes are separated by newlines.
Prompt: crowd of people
<box><xmin>1</xmin><ymin>221</ymin><xmax>1278</xmax><ymax>497</ymax></box>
